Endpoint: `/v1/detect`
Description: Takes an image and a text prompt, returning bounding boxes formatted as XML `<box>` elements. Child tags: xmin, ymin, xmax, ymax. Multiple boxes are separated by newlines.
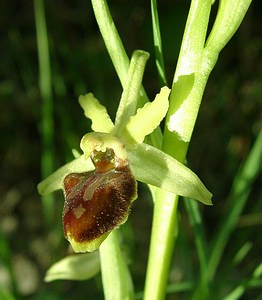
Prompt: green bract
<box><xmin>45</xmin><ymin>252</ymin><xmax>100</xmax><ymax>282</ymax></box>
<box><xmin>38</xmin><ymin>50</ymin><xmax>212</xmax><ymax>254</ymax></box>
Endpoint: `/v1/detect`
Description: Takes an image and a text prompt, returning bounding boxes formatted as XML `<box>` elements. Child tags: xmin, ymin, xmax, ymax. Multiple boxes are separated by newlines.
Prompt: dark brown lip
<box><xmin>62</xmin><ymin>147</ymin><xmax>137</xmax><ymax>251</ymax></box>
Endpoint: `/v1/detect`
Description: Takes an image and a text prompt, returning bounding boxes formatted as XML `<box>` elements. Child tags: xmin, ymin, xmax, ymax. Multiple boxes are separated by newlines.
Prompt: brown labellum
<box><xmin>62</xmin><ymin>148</ymin><xmax>137</xmax><ymax>252</ymax></box>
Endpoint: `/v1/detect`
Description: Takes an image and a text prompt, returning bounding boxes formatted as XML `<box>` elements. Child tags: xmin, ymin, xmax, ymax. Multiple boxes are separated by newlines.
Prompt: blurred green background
<box><xmin>0</xmin><ymin>0</ymin><xmax>261</xmax><ymax>299</ymax></box>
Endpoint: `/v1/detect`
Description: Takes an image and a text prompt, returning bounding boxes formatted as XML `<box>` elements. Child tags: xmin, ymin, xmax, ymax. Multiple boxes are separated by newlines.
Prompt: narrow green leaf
<box><xmin>91</xmin><ymin>0</ymin><xmax>163</xmax><ymax>148</ymax></box>
<box><xmin>45</xmin><ymin>252</ymin><xmax>100</xmax><ymax>282</ymax></box>
<box><xmin>205</xmin><ymin>0</ymin><xmax>252</xmax><ymax>55</ymax></box>
<box><xmin>151</xmin><ymin>0</ymin><xmax>167</xmax><ymax>85</ymax></box>
<box><xmin>223</xmin><ymin>286</ymin><xmax>245</xmax><ymax>300</ymax></box>
<box><xmin>184</xmin><ymin>198</ymin><xmax>208</xmax><ymax>298</ymax></box>
<box><xmin>37</xmin><ymin>155</ymin><xmax>94</xmax><ymax>195</ymax></box>
<box><xmin>233</xmin><ymin>242</ymin><xmax>253</xmax><ymax>266</ymax></box>
<box><xmin>34</xmin><ymin>0</ymin><xmax>55</xmax><ymax>224</ymax></box>
<box><xmin>91</xmin><ymin>0</ymin><xmax>129</xmax><ymax>87</ymax></box>
<box><xmin>253</xmin><ymin>262</ymin><xmax>262</xmax><ymax>278</ymax></box>
<box><xmin>127</xmin><ymin>143</ymin><xmax>212</xmax><ymax>205</ymax></box>
<box><xmin>207</xmin><ymin>128</ymin><xmax>262</xmax><ymax>281</ymax></box>
<box><xmin>122</xmin><ymin>87</ymin><xmax>170</xmax><ymax>146</ymax></box>
<box><xmin>79</xmin><ymin>93</ymin><xmax>114</xmax><ymax>133</ymax></box>
<box><xmin>246</xmin><ymin>277</ymin><xmax>262</xmax><ymax>288</ymax></box>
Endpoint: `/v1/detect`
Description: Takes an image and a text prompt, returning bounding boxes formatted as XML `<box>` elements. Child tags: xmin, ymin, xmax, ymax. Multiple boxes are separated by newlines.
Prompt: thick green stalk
<box><xmin>144</xmin><ymin>191</ymin><xmax>179</xmax><ymax>300</ymax></box>
<box><xmin>144</xmin><ymin>1</ymin><xmax>212</xmax><ymax>299</ymax></box>
<box><xmin>163</xmin><ymin>0</ymin><xmax>213</xmax><ymax>158</ymax></box>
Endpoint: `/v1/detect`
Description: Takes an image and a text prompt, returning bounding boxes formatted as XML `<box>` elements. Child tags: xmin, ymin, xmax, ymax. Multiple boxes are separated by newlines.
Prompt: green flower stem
<box><xmin>144</xmin><ymin>0</ymin><xmax>253</xmax><ymax>298</ymax></box>
<box><xmin>100</xmin><ymin>230</ymin><xmax>134</xmax><ymax>300</ymax></box>
<box><xmin>144</xmin><ymin>1</ymin><xmax>212</xmax><ymax>299</ymax></box>
<box><xmin>34</xmin><ymin>0</ymin><xmax>55</xmax><ymax>225</ymax></box>
<box><xmin>144</xmin><ymin>191</ymin><xmax>179</xmax><ymax>300</ymax></box>
<box><xmin>91</xmin><ymin>0</ymin><xmax>129</xmax><ymax>87</ymax></box>
<box><xmin>163</xmin><ymin>0</ymin><xmax>252</xmax><ymax>159</ymax></box>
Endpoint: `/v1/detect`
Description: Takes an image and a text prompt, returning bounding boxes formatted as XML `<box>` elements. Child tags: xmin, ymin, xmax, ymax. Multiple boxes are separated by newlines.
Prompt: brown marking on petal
<box><xmin>62</xmin><ymin>148</ymin><xmax>137</xmax><ymax>252</ymax></box>
<box><xmin>63</xmin><ymin>172</ymin><xmax>93</xmax><ymax>197</ymax></box>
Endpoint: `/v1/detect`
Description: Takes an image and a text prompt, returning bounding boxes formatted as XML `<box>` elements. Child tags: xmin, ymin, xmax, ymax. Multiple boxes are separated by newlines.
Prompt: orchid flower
<box><xmin>38</xmin><ymin>50</ymin><xmax>212</xmax><ymax>253</ymax></box>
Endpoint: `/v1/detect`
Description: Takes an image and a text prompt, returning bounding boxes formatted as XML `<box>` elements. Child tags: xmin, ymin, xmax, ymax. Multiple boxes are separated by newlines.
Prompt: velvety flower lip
<box><xmin>62</xmin><ymin>146</ymin><xmax>137</xmax><ymax>253</ymax></box>
<box><xmin>38</xmin><ymin>50</ymin><xmax>212</xmax><ymax>253</ymax></box>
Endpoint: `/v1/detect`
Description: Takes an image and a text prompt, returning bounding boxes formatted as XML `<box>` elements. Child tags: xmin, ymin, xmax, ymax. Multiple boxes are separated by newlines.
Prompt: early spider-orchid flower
<box><xmin>38</xmin><ymin>50</ymin><xmax>212</xmax><ymax>253</ymax></box>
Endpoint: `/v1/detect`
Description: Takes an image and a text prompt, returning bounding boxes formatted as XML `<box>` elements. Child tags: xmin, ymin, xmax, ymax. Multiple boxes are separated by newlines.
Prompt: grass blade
<box><xmin>207</xmin><ymin>127</ymin><xmax>262</xmax><ymax>281</ymax></box>
<box><xmin>34</xmin><ymin>0</ymin><xmax>55</xmax><ymax>224</ymax></box>
<box><xmin>151</xmin><ymin>0</ymin><xmax>167</xmax><ymax>85</ymax></box>
<box><xmin>184</xmin><ymin>199</ymin><xmax>209</xmax><ymax>298</ymax></box>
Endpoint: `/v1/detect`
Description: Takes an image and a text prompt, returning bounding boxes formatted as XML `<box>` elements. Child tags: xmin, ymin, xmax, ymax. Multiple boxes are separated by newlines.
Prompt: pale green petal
<box><xmin>45</xmin><ymin>252</ymin><xmax>100</xmax><ymax>282</ymax></box>
<box><xmin>37</xmin><ymin>155</ymin><xmax>94</xmax><ymax>196</ymax></box>
<box><xmin>127</xmin><ymin>143</ymin><xmax>212</xmax><ymax>205</ymax></box>
<box><xmin>79</xmin><ymin>93</ymin><xmax>114</xmax><ymax>133</ymax></box>
<box><xmin>114</xmin><ymin>50</ymin><xmax>149</xmax><ymax>132</ymax></box>
<box><xmin>71</xmin><ymin>148</ymin><xmax>81</xmax><ymax>158</ymax></box>
<box><xmin>122</xmin><ymin>86</ymin><xmax>170</xmax><ymax>145</ymax></box>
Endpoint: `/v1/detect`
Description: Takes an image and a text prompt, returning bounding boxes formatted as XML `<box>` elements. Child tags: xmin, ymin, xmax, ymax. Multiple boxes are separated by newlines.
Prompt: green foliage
<box><xmin>1</xmin><ymin>0</ymin><xmax>261</xmax><ymax>300</ymax></box>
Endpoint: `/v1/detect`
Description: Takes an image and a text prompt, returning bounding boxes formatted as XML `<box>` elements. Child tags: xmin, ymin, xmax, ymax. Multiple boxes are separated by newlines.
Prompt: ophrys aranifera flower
<box><xmin>38</xmin><ymin>50</ymin><xmax>212</xmax><ymax>253</ymax></box>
